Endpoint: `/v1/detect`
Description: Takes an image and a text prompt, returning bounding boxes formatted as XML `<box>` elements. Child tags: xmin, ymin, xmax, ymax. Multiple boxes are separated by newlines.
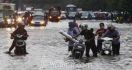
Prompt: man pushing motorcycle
<box><xmin>7</xmin><ymin>23</ymin><xmax>29</xmax><ymax>55</ymax></box>
<box><xmin>103</xmin><ymin>24</ymin><xmax>120</xmax><ymax>56</ymax></box>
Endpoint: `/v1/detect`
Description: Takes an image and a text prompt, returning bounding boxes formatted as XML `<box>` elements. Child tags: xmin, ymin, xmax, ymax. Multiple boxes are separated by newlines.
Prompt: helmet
<box><xmin>79</xmin><ymin>24</ymin><xmax>83</xmax><ymax>28</ymax></box>
<box><xmin>79</xmin><ymin>39</ymin><xmax>83</xmax><ymax>44</ymax></box>
<box><xmin>84</xmin><ymin>24</ymin><xmax>88</xmax><ymax>29</ymax></box>
<box><xmin>99</xmin><ymin>23</ymin><xmax>104</xmax><ymax>27</ymax></box>
<box><xmin>68</xmin><ymin>22</ymin><xmax>76</xmax><ymax>28</ymax></box>
<box><xmin>107</xmin><ymin>24</ymin><xmax>115</xmax><ymax>30</ymax></box>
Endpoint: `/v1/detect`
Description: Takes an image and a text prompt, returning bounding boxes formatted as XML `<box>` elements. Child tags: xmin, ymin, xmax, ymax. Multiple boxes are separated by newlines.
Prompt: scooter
<box><xmin>13</xmin><ymin>33</ymin><xmax>28</xmax><ymax>55</ymax></box>
<box><xmin>101</xmin><ymin>37</ymin><xmax>113</xmax><ymax>55</ymax></box>
<box><xmin>72</xmin><ymin>40</ymin><xmax>85</xmax><ymax>59</ymax></box>
<box><xmin>59</xmin><ymin>31</ymin><xmax>85</xmax><ymax>59</ymax></box>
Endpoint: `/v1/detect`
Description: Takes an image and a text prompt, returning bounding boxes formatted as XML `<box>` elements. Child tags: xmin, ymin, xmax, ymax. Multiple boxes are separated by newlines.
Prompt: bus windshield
<box><xmin>66</xmin><ymin>4</ymin><xmax>77</xmax><ymax>12</ymax></box>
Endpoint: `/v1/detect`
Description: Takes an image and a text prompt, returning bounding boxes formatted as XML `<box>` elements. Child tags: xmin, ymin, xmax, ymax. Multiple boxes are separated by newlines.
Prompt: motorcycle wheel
<box><xmin>74</xmin><ymin>53</ymin><xmax>81</xmax><ymax>59</ymax></box>
<box><xmin>14</xmin><ymin>47</ymin><xmax>25</xmax><ymax>55</ymax></box>
<box><xmin>101</xmin><ymin>50</ymin><xmax>105</xmax><ymax>55</ymax></box>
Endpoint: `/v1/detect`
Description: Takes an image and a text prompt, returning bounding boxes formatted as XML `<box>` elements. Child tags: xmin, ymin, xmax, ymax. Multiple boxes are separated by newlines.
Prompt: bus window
<box><xmin>66</xmin><ymin>4</ymin><xmax>77</xmax><ymax>12</ymax></box>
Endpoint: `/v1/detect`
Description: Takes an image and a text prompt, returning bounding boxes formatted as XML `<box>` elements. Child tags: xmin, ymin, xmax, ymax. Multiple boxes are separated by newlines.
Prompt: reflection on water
<box><xmin>6</xmin><ymin>28</ymin><xmax>15</xmax><ymax>31</ymax></box>
<box><xmin>29</xmin><ymin>26</ymin><xmax>45</xmax><ymax>30</ymax></box>
<box><xmin>39</xmin><ymin>26</ymin><xmax>45</xmax><ymax>29</ymax></box>
<box><xmin>29</xmin><ymin>26</ymin><xmax>35</xmax><ymax>29</ymax></box>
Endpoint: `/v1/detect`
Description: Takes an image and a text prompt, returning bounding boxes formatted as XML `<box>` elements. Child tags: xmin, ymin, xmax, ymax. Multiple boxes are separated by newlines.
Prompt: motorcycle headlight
<box><xmin>77</xmin><ymin>46</ymin><xmax>82</xmax><ymax>49</ymax></box>
<box><xmin>31</xmin><ymin>21</ymin><xmax>34</xmax><ymax>24</ymax></box>
<box><xmin>17</xmin><ymin>17</ymin><xmax>22</xmax><ymax>23</ymax></box>
<box><xmin>49</xmin><ymin>16</ymin><xmax>52</xmax><ymax>19</ymax></box>
<box><xmin>22</xmin><ymin>17</ymin><xmax>25</xmax><ymax>20</ymax></box>
<box><xmin>104</xmin><ymin>51</ymin><xmax>109</xmax><ymax>54</ymax></box>
<box><xmin>58</xmin><ymin>16</ymin><xmax>61</xmax><ymax>19</ymax></box>
<box><xmin>12</xmin><ymin>19</ymin><xmax>15</xmax><ymax>22</ymax></box>
<box><xmin>7</xmin><ymin>19</ymin><xmax>11</xmax><ymax>24</ymax></box>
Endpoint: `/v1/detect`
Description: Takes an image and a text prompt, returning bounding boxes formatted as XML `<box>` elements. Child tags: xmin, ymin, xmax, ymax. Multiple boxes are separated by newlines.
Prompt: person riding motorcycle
<box><xmin>103</xmin><ymin>24</ymin><xmax>120</xmax><ymax>55</ymax></box>
<box><xmin>67</xmin><ymin>21</ymin><xmax>80</xmax><ymax>55</ymax></box>
<box><xmin>7</xmin><ymin>23</ymin><xmax>28</xmax><ymax>54</ymax></box>
<box><xmin>96</xmin><ymin>23</ymin><xmax>107</xmax><ymax>52</ymax></box>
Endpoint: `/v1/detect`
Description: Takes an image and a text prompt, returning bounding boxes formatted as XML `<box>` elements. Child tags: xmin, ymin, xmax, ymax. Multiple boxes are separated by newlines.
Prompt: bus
<box><xmin>65</xmin><ymin>4</ymin><xmax>77</xmax><ymax>18</ymax></box>
<box><xmin>66</xmin><ymin>4</ymin><xmax>77</xmax><ymax>12</ymax></box>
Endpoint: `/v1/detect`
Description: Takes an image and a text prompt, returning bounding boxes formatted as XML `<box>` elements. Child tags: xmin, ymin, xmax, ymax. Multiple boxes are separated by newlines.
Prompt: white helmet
<box><xmin>107</xmin><ymin>24</ymin><xmax>115</xmax><ymax>30</ymax></box>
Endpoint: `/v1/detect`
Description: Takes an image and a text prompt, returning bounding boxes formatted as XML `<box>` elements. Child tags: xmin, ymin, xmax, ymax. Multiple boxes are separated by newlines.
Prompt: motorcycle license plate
<box><xmin>78</xmin><ymin>46</ymin><xmax>82</xmax><ymax>49</ymax></box>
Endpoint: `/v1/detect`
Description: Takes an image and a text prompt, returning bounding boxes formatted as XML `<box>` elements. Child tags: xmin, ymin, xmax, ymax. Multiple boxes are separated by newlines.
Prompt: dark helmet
<box><xmin>84</xmin><ymin>24</ymin><xmax>88</xmax><ymax>29</ymax></box>
<box><xmin>79</xmin><ymin>24</ymin><xmax>83</xmax><ymax>28</ymax></box>
<box><xmin>68</xmin><ymin>22</ymin><xmax>76</xmax><ymax>28</ymax></box>
<box><xmin>99</xmin><ymin>23</ymin><xmax>104</xmax><ymax>27</ymax></box>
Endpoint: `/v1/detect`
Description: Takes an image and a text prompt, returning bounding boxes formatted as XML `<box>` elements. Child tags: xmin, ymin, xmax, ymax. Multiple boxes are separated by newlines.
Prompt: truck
<box><xmin>0</xmin><ymin>3</ymin><xmax>15</xmax><ymax>27</ymax></box>
<box><xmin>48</xmin><ymin>7</ymin><xmax>61</xmax><ymax>22</ymax></box>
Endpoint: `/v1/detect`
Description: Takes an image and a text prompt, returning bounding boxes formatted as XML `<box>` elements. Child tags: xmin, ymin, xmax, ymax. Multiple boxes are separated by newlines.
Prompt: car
<box><xmin>67</xmin><ymin>12</ymin><xmax>76</xmax><ymax>19</ymax></box>
<box><xmin>48</xmin><ymin>8</ymin><xmax>61</xmax><ymax>22</ymax></box>
<box><xmin>34</xmin><ymin>9</ymin><xmax>43</xmax><ymax>13</ymax></box>
<box><xmin>89</xmin><ymin>12</ymin><xmax>96</xmax><ymax>19</ymax></box>
<box><xmin>30</xmin><ymin>15</ymin><xmax>45</xmax><ymax>26</ymax></box>
<box><xmin>0</xmin><ymin>14</ymin><xmax>15</xmax><ymax>27</ymax></box>
<box><xmin>60</xmin><ymin>11</ymin><xmax>66</xmax><ymax>19</ymax></box>
<box><xmin>81</xmin><ymin>11</ymin><xmax>89</xmax><ymax>20</ymax></box>
<box><xmin>93</xmin><ymin>12</ymin><xmax>109</xmax><ymax>20</ymax></box>
<box><xmin>81</xmin><ymin>11</ymin><xmax>96</xmax><ymax>20</ymax></box>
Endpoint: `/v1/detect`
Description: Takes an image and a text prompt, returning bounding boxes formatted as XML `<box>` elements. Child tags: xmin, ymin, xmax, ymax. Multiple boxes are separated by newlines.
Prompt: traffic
<box><xmin>0</xmin><ymin>3</ymin><xmax>131</xmax><ymax>28</ymax></box>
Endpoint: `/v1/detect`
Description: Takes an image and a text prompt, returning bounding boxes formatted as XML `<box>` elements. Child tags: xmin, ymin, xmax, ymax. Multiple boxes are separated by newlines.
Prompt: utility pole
<box><xmin>16</xmin><ymin>0</ymin><xmax>22</xmax><ymax>11</ymax></box>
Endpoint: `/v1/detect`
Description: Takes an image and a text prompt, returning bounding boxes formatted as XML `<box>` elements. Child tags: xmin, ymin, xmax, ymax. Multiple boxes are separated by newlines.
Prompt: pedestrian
<box><xmin>67</xmin><ymin>21</ymin><xmax>80</xmax><ymax>56</ymax></box>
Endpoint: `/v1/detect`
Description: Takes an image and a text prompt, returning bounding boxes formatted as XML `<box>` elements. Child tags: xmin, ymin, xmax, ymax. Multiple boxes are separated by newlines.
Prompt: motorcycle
<box><xmin>59</xmin><ymin>31</ymin><xmax>85</xmax><ymax>59</ymax></box>
<box><xmin>101</xmin><ymin>37</ymin><xmax>113</xmax><ymax>55</ymax></box>
<box><xmin>12</xmin><ymin>33</ymin><xmax>28</xmax><ymax>55</ymax></box>
<box><xmin>72</xmin><ymin>40</ymin><xmax>85</xmax><ymax>59</ymax></box>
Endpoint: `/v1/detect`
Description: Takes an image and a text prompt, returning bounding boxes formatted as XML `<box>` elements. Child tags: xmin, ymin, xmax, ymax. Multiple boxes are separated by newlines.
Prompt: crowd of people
<box><xmin>66</xmin><ymin>20</ymin><xmax>120</xmax><ymax>58</ymax></box>
<box><xmin>5</xmin><ymin>17</ymin><xmax>120</xmax><ymax>57</ymax></box>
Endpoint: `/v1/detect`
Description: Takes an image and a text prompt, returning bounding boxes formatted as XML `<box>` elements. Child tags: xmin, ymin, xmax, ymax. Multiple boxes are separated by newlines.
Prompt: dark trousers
<box><xmin>68</xmin><ymin>46</ymin><xmax>73</xmax><ymax>52</ymax></box>
<box><xmin>9</xmin><ymin>40</ymin><xmax>16</xmax><ymax>52</ymax></box>
<box><xmin>9</xmin><ymin>40</ymin><xmax>27</xmax><ymax>53</ymax></box>
<box><xmin>97</xmin><ymin>39</ymin><xmax>103</xmax><ymax>52</ymax></box>
<box><xmin>112</xmin><ymin>43</ymin><xmax>120</xmax><ymax>55</ymax></box>
<box><xmin>85</xmin><ymin>41</ymin><xmax>97</xmax><ymax>57</ymax></box>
